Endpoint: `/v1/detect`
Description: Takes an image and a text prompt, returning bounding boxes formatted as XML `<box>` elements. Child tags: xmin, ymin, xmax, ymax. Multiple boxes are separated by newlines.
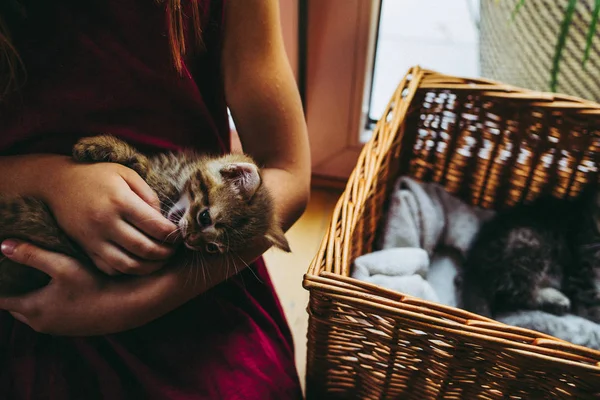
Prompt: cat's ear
<box><xmin>265</xmin><ymin>225</ymin><xmax>291</xmax><ymax>253</ymax></box>
<box><xmin>220</xmin><ymin>162</ymin><xmax>261</xmax><ymax>199</ymax></box>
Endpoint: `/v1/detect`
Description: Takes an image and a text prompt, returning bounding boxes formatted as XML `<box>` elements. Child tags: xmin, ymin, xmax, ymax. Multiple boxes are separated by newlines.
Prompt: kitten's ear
<box><xmin>265</xmin><ymin>226</ymin><xmax>291</xmax><ymax>253</ymax></box>
<box><xmin>220</xmin><ymin>162</ymin><xmax>261</xmax><ymax>199</ymax></box>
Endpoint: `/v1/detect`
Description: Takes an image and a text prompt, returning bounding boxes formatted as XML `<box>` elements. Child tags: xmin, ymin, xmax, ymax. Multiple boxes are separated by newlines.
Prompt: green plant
<box><xmin>511</xmin><ymin>0</ymin><xmax>600</xmax><ymax>92</ymax></box>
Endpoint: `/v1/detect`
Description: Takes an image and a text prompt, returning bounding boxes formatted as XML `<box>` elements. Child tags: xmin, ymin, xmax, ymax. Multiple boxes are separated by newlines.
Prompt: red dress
<box><xmin>0</xmin><ymin>1</ymin><xmax>303</xmax><ymax>399</ymax></box>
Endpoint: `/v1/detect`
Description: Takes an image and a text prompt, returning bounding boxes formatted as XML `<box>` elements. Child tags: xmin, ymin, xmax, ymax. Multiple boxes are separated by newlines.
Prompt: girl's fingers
<box><xmin>9</xmin><ymin>311</ymin><xmax>29</xmax><ymax>325</ymax></box>
<box><xmin>0</xmin><ymin>241</ymin><xmax>79</xmax><ymax>315</ymax></box>
<box><xmin>111</xmin><ymin>220</ymin><xmax>175</xmax><ymax>261</ymax></box>
<box><xmin>119</xmin><ymin>167</ymin><xmax>162</xmax><ymax>211</ymax></box>
<box><xmin>120</xmin><ymin>195</ymin><xmax>178</xmax><ymax>244</ymax></box>
<box><xmin>117</xmin><ymin>167</ymin><xmax>177</xmax><ymax>243</ymax></box>
<box><xmin>0</xmin><ymin>281</ymin><xmax>43</xmax><ymax>317</ymax></box>
<box><xmin>1</xmin><ymin>240</ymin><xmax>76</xmax><ymax>279</ymax></box>
<box><xmin>93</xmin><ymin>242</ymin><xmax>165</xmax><ymax>276</ymax></box>
<box><xmin>0</xmin><ymin>294</ymin><xmax>29</xmax><ymax>314</ymax></box>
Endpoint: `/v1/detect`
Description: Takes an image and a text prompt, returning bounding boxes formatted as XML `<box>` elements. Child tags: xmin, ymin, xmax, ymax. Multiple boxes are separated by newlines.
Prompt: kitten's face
<box><xmin>166</xmin><ymin>159</ymin><xmax>262</xmax><ymax>254</ymax></box>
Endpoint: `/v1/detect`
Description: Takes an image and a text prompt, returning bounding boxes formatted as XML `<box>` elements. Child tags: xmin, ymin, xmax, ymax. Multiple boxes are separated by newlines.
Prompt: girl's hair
<box><xmin>165</xmin><ymin>0</ymin><xmax>204</xmax><ymax>73</ymax></box>
<box><xmin>0</xmin><ymin>13</ymin><xmax>23</xmax><ymax>99</ymax></box>
<box><xmin>0</xmin><ymin>0</ymin><xmax>203</xmax><ymax>99</ymax></box>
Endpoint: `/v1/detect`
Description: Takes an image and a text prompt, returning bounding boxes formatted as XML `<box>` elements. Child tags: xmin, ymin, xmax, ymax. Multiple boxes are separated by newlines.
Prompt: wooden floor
<box><xmin>263</xmin><ymin>187</ymin><xmax>341</xmax><ymax>391</ymax></box>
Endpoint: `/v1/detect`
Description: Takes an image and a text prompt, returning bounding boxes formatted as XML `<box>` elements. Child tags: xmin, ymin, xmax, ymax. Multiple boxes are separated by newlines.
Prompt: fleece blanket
<box><xmin>351</xmin><ymin>176</ymin><xmax>600</xmax><ymax>350</ymax></box>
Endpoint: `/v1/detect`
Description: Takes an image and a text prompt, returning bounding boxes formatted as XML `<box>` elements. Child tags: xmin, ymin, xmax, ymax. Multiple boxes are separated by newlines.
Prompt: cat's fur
<box><xmin>0</xmin><ymin>135</ymin><xmax>290</xmax><ymax>295</ymax></box>
<box><xmin>462</xmin><ymin>187</ymin><xmax>600</xmax><ymax>323</ymax></box>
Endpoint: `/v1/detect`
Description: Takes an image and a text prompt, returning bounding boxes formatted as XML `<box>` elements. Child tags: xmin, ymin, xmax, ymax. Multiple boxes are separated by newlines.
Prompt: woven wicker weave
<box><xmin>480</xmin><ymin>0</ymin><xmax>600</xmax><ymax>101</ymax></box>
<box><xmin>303</xmin><ymin>67</ymin><xmax>600</xmax><ymax>399</ymax></box>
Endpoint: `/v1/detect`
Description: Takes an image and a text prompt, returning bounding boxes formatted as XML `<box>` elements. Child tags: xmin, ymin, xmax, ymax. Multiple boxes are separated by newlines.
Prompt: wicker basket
<box><xmin>303</xmin><ymin>67</ymin><xmax>600</xmax><ymax>399</ymax></box>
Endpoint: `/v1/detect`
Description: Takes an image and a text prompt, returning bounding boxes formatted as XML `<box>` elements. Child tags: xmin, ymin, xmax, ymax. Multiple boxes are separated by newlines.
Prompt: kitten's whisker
<box><xmin>159</xmin><ymin>199</ymin><xmax>178</xmax><ymax>212</ymax></box>
<box><xmin>163</xmin><ymin>227</ymin><xmax>182</xmax><ymax>244</ymax></box>
<box><xmin>160</xmin><ymin>202</ymin><xmax>178</xmax><ymax>214</ymax></box>
<box><xmin>153</xmin><ymin>186</ymin><xmax>175</xmax><ymax>201</ymax></box>
<box><xmin>200</xmin><ymin>253</ymin><xmax>207</xmax><ymax>287</ymax></box>
<box><xmin>227</xmin><ymin>254</ymin><xmax>249</xmax><ymax>290</ymax></box>
<box><xmin>225</xmin><ymin>252</ymin><xmax>230</xmax><ymax>281</ymax></box>
<box><xmin>156</xmin><ymin>190</ymin><xmax>175</xmax><ymax>204</ymax></box>
<box><xmin>175</xmin><ymin>260</ymin><xmax>187</xmax><ymax>282</ymax></box>
<box><xmin>179</xmin><ymin>257</ymin><xmax>193</xmax><ymax>289</ymax></box>
<box><xmin>225</xmin><ymin>230</ymin><xmax>231</xmax><ymax>253</ymax></box>
<box><xmin>187</xmin><ymin>254</ymin><xmax>197</xmax><ymax>288</ymax></box>
<box><xmin>232</xmin><ymin>252</ymin><xmax>262</xmax><ymax>284</ymax></box>
<box><xmin>202</xmin><ymin>253</ymin><xmax>212</xmax><ymax>286</ymax></box>
<box><xmin>193</xmin><ymin>251</ymin><xmax>201</xmax><ymax>289</ymax></box>
<box><xmin>232</xmin><ymin>252</ymin><xmax>249</xmax><ymax>269</ymax></box>
<box><xmin>159</xmin><ymin>197</ymin><xmax>177</xmax><ymax>207</ymax></box>
<box><xmin>220</xmin><ymin>253</ymin><xmax>228</xmax><ymax>282</ymax></box>
<box><xmin>229</xmin><ymin>254</ymin><xmax>245</xmax><ymax>289</ymax></box>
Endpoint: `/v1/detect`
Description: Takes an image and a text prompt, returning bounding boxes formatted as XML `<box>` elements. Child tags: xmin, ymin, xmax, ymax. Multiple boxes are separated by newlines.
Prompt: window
<box><xmin>363</xmin><ymin>0</ymin><xmax>480</xmax><ymax>142</ymax></box>
<box><xmin>304</xmin><ymin>0</ymin><xmax>480</xmax><ymax>182</ymax></box>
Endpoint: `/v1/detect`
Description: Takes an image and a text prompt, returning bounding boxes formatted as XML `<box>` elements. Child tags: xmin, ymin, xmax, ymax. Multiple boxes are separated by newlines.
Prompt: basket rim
<box><xmin>415</xmin><ymin>69</ymin><xmax>600</xmax><ymax>110</ymax></box>
<box><xmin>304</xmin><ymin>65</ymin><xmax>600</xmax><ymax>372</ymax></box>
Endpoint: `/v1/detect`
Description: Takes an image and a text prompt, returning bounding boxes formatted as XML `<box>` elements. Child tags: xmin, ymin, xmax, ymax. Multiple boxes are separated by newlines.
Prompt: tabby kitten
<box><xmin>462</xmin><ymin>187</ymin><xmax>600</xmax><ymax>323</ymax></box>
<box><xmin>0</xmin><ymin>135</ymin><xmax>290</xmax><ymax>295</ymax></box>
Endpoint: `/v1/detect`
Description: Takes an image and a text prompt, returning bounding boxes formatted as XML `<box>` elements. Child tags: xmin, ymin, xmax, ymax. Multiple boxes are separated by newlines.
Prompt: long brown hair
<box><xmin>0</xmin><ymin>13</ymin><xmax>24</xmax><ymax>99</ymax></box>
<box><xmin>164</xmin><ymin>0</ymin><xmax>204</xmax><ymax>73</ymax></box>
<box><xmin>0</xmin><ymin>0</ymin><xmax>203</xmax><ymax>98</ymax></box>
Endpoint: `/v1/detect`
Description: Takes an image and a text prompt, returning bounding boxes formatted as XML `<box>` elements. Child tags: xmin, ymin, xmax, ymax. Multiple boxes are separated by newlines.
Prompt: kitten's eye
<box><xmin>198</xmin><ymin>209</ymin><xmax>212</xmax><ymax>227</ymax></box>
<box><xmin>206</xmin><ymin>243</ymin><xmax>219</xmax><ymax>253</ymax></box>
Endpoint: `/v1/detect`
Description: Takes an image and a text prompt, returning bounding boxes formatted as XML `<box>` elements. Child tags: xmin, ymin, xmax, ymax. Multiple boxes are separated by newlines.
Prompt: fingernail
<box><xmin>1</xmin><ymin>240</ymin><xmax>18</xmax><ymax>256</ymax></box>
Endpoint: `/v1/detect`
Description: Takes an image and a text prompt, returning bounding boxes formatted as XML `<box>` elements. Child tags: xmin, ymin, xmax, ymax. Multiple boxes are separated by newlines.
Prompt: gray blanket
<box><xmin>351</xmin><ymin>176</ymin><xmax>600</xmax><ymax>350</ymax></box>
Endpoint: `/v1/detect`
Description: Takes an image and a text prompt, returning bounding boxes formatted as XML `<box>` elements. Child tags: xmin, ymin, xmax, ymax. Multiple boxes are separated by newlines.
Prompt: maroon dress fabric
<box><xmin>0</xmin><ymin>1</ymin><xmax>303</xmax><ymax>399</ymax></box>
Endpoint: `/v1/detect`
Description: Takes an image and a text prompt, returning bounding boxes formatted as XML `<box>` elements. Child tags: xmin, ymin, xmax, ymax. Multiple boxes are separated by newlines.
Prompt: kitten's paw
<box><xmin>535</xmin><ymin>287</ymin><xmax>571</xmax><ymax>315</ymax></box>
<box><xmin>73</xmin><ymin>135</ymin><xmax>129</xmax><ymax>163</ymax></box>
<box><xmin>73</xmin><ymin>135</ymin><xmax>149</xmax><ymax>178</ymax></box>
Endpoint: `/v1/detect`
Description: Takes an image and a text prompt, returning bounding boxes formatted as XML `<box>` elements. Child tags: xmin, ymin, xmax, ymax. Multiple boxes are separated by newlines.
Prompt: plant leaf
<box><xmin>551</xmin><ymin>0</ymin><xmax>577</xmax><ymax>92</ymax></box>
<box><xmin>511</xmin><ymin>0</ymin><xmax>526</xmax><ymax>21</ymax></box>
<box><xmin>583</xmin><ymin>0</ymin><xmax>600</xmax><ymax>67</ymax></box>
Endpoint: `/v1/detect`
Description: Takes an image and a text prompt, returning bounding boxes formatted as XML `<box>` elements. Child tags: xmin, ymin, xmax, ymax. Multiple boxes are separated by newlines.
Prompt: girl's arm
<box><xmin>0</xmin><ymin>0</ymin><xmax>310</xmax><ymax>335</ymax></box>
<box><xmin>0</xmin><ymin>154</ymin><xmax>177</xmax><ymax>276</ymax></box>
<box><xmin>222</xmin><ymin>0</ymin><xmax>311</xmax><ymax>231</ymax></box>
<box><xmin>0</xmin><ymin>155</ymin><xmax>63</xmax><ymax>196</ymax></box>
<box><xmin>142</xmin><ymin>0</ymin><xmax>311</xmax><ymax>324</ymax></box>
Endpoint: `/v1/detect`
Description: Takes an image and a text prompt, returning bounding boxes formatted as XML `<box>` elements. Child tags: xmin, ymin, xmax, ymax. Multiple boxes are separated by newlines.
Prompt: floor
<box><xmin>263</xmin><ymin>187</ymin><xmax>341</xmax><ymax>391</ymax></box>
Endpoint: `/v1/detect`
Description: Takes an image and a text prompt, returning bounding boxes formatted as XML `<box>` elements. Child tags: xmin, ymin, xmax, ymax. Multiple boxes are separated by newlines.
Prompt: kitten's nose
<box><xmin>183</xmin><ymin>233</ymin><xmax>203</xmax><ymax>251</ymax></box>
<box><xmin>185</xmin><ymin>233</ymin><xmax>201</xmax><ymax>243</ymax></box>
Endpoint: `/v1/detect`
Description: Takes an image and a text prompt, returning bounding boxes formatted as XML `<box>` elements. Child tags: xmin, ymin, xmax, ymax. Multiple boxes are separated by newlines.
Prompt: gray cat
<box><xmin>462</xmin><ymin>186</ymin><xmax>600</xmax><ymax>323</ymax></box>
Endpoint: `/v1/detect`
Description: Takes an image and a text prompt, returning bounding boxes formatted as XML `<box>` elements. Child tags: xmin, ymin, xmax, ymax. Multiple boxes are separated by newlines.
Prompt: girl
<box><xmin>0</xmin><ymin>0</ymin><xmax>310</xmax><ymax>398</ymax></box>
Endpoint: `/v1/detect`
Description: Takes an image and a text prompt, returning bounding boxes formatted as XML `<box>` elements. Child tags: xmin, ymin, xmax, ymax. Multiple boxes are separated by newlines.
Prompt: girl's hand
<box><xmin>40</xmin><ymin>157</ymin><xmax>178</xmax><ymax>275</ymax></box>
<box><xmin>0</xmin><ymin>240</ymin><xmax>189</xmax><ymax>336</ymax></box>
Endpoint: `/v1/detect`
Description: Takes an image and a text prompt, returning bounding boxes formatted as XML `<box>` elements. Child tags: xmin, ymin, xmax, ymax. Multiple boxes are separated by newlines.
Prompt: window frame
<box><xmin>303</xmin><ymin>0</ymin><xmax>381</xmax><ymax>183</ymax></box>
